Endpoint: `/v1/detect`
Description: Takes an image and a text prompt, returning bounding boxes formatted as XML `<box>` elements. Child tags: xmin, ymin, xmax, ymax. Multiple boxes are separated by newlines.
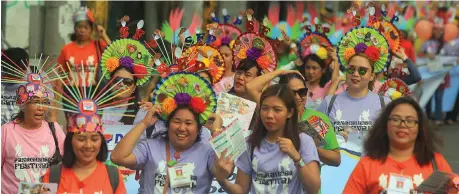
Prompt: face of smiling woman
<box><xmin>168</xmin><ymin>108</ymin><xmax>200</xmax><ymax>152</ymax></box>
<box><xmin>72</xmin><ymin>132</ymin><xmax>102</xmax><ymax>166</ymax></box>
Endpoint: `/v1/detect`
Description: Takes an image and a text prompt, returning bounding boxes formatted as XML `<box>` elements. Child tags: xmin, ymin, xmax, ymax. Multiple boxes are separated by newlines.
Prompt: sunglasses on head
<box><xmin>114</xmin><ymin>77</ymin><xmax>135</xmax><ymax>86</ymax></box>
<box><xmin>346</xmin><ymin>66</ymin><xmax>369</xmax><ymax>76</ymax></box>
<box><xmin>291</xmin><ymin>88</ymin><xmax>309</xmax><ymax>98</ymax></box>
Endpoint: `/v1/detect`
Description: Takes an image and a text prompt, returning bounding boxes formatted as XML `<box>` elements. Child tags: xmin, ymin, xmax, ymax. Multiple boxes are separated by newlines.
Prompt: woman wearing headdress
<box><xmin>41</xmin><ymin>71</ymin><xmax>126</xmax><ymax>193</ymax></box>
<box><xmin>110</xmin><ymin>73</ymin><xmax>231</xmax><ymax>194</ymax></box>
<box><xmin>51</xmin><ymin>7</ymin><xmax>111</xmax><ymax>124</ymax></box>
<box><xmin>1</xmin><ymin>66</ymin><xmax>65</xmax><ymax>194</ymax></box>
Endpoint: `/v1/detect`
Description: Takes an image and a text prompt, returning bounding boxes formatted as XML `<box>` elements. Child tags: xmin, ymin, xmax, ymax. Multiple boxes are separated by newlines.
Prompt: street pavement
<box><xmin>438</xmin><ymin>123</ymin><xmax>459</xmax><ymax>172</ymax></box>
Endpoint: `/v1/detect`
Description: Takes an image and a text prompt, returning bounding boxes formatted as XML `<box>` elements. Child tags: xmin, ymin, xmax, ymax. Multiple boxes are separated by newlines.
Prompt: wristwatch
<box><xmin>294</xmin><ymin>158</ymin><xmax>305</xmax><ymax>168</ymax></box>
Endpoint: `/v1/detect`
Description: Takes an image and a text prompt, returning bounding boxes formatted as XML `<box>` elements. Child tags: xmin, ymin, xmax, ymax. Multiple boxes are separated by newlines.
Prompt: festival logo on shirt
<box><xmin>14</xmin><ymin>144</ymin><xmax>53</xmax><ymax>183</ymax></box>
<box><xmin>154</xmin><ymin>160</ymin><xmax>198</xmax><ymax>193</ymax></box>
<box><xmin>67</xmin><ymin>55</ymin><xmax>97</xmax><ymax>86</ymax></box>
<box><xmin>333</xmin><ymin>109</ymin><xmax>373</xmax><ymax>132</ymax></box>
<box><xmin>252</xmin><ymin>156</ymin><xmax>293</xmax><ymax>193</ymax></box>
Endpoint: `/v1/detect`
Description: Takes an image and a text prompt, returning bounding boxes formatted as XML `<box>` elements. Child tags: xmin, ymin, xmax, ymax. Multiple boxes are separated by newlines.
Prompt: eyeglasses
<box><xmin>291</xmin><ymin>88</ymin><xmax>309</xmax><ymax>98</ymax></box>
<box><xmin>346</xmin><ymin>66</ymin><xmax>369</xmax><ymax>76</ymax></box>
<box><xmin>114</xmin><ymin>77</ymin><xmax>135</xmax><ymax>86</ymax></box>
<box><xmin>388</xmin><ymin>117</ymin><xmax>419</xmax><ymax>128</ymax></box>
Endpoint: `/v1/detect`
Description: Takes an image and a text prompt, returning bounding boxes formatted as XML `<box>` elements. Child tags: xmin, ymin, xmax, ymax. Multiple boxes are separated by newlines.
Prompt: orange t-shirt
<box><xmin>57</xmin><ymin>40</ymin><xmax>107</xmax><ymax>87</ymax></box>
<box><xmin>343</xmin><ymin>153</ymin><xmax>452</xmax><ymax>194</ymax></box>
<box><xmin>42</xmin><ymin>162</ymin><xmax>126</xmax><ymax>194</ymax></box>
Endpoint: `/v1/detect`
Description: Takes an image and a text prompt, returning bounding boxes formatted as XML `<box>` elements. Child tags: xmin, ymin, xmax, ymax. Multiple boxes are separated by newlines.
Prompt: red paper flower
<box><xmin>133</xmin><ymin>65</ymin><xmax>147</xmax><ymax>79</ymax></box>
<box><xmin>148</xmin><ymin>39</ymin><xmax>158</xmax><ymax>48</ymax></box>
<box><xmin>120</xmin><ymin>27</ymin><xmax>129</xmax><ymax>38</ymax></box>
<box><xmin>157</xmin><ymin>63</ymin><xmax>170</xmax><ymax>78</ymax></box>
<box><xmin>189</xmin><ymin>97</ymin><xmax>206</xmax><ymax>114</ymax></box>
<box><xmin>364</xmin><ymin>46</ymin><xmax>380</xmax><ymax>62</ymax></box>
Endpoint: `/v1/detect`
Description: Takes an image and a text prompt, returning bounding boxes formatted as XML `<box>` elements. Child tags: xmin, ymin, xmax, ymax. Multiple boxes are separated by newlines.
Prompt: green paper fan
<box><xmin>101</xmin><ymin>39</ymin><xmax>153</xmax><ymax>86</ymax></box>
<box><xmin>152</xmin><ymin>72</ymin><xmax>217</xmax><ymax>124</ymax></box>
<box><xmin>337</xmin><ymin>27</ymin><xmax>390</xmax><ymax>73</ymax></box>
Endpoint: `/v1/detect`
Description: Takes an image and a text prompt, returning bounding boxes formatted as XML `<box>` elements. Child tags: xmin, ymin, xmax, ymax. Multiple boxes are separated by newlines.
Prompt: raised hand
<box><xmin>96</xmin><ymin>25</ymin><xmax>107</xmax><ymax>36</ymax></box>
<box><xmin>140</xmin><ymin>102</ymin><xmax>161</xmax><ymax>128</ymax></box>
<box><xmin>392</xmin><ymin>48</ymin><xmax>408</xmax><ymax>61</ymax></box>
<box><xmin>213</xmin><ymin>149</ymin><xmax>235</xmax><ymax>182</ymax></box>
<box><xmin>277</xmin><ymin>137</ymin><xmax>301</xmax><ymax>161</ymax></box>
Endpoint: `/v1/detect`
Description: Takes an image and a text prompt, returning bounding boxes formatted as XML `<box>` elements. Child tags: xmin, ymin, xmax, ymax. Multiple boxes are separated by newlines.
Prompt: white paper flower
<box><xmin>413</xmin><ymin>173</ymin><xmax>424</xmax><ymax>187</ymax></box>
<box><xmin>310</xmin><ymin>44</ymin><xmax>320</xmax><ymax>54</ymax></box>
<box><xmin>379</xmin><ymin>174</ymin><xmax>388</xmax><ymax>189</ymax></box>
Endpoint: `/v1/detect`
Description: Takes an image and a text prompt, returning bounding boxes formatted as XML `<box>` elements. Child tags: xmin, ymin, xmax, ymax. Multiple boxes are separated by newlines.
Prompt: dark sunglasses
<box><xmin>346</xmin><ymin>66</ymin><xmax>369</xmax><ymax>76</ymax></box>
<box><xmin>114</xmin><ymin>77</ymin><xmax>135</xmax><ymax>86</ymax></box>
<box><xmin>291</xmin><ymin>88</ymin><xmax>309</xmax><ymax>98</ymax></box>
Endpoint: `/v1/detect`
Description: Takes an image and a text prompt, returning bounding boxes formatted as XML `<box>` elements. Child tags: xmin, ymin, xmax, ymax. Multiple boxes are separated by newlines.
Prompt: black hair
<box><xmin>70</xmin><ymin>20</ymin><xmax>95</xmax><ymax>42</ymax></box>
<box><xmin>61</xmin><ymin>132</ymin><xmax>108</xmax><ymax>168</ymax></box>
<box><xmin>233</xmin><ymin>58</ymin><xmax>262</xmax><ymax>76</ymax></box>
<box><xmin>279</xmin><ymin>73</ymin><xmax>307</xmax><ymax>87</ymax></box>
<box><xmin>301</xmin><ymin>54</ymin><xmax>332</xmax><ymax>88</ymax></box>
<box><xmin>109</xmin><ymin>66</ymin><xmax>140</xmax><ymax>124</ymax></box>
<box><xmin>1</xmin><ymin>47</ymin><xmax>29</xmax><ymax>78</ymax></box>
<box><xmin>152</xmin><ymin>106</ymin><xmax>203</xmax><ymax>143</ymax></box>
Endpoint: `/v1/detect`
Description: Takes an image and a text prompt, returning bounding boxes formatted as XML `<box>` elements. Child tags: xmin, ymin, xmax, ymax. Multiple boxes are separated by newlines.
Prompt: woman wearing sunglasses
<box><xmin>343</xmin><ymin>97</ymin><xmax>455</xmax><ymax>193</ymax></box>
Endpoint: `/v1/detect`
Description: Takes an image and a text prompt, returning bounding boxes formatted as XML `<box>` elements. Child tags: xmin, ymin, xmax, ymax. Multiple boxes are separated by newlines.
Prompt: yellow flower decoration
<box><xmin>237</xmin><ymin>48</ymin><xmax>248</xmax><ymax>59</ymax></box>
<box><xmin>344</xmin><ymin>48</ymin><xmax>356</xmax><ymax>61</ymax></box>
<box><xmin>201</xmin><ymin>58</ymin><xmax>211</xmax><ymax>66</ymax></box>
<box><xmin>379</xmin><ymin>46</ymin><xmax>388</xmax><ymax>55</ymax></box>
<box><xmin>229</xmin><ymin>40</ymin><xmax>235</xmax><ymax>49</ymax></box>
<box><xmin>316</xmin><ymin>47</ymin><xmax>328</xmax><ymax>60</ymax></box>
<box><xmin>162</xmin><ymin>97</ymin><xmax>177</xmax><ymax>114</ymax></box>
<box><xmin>106</xmin><ymin>57</ymin><xmax>120</xmax><ymax>72</ymax></box>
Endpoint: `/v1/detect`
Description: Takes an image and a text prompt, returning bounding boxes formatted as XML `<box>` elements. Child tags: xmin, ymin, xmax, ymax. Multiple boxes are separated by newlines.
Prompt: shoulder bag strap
<box><xmin>105</xmin><ymin>164</ymin><xmax>120</xmax><ymax>192</ymax></box>
<box><xmin>379</xmin><ymin>95</ymin><xmax>386</xmax><ymax>109</ymax></box>
<box><xmin>94</xmin><ymin>40</ymin><xmax>102</xmax><ymax>83</ymax></box>
<box><xmin>163</xmin><ymin>141</ymin><xmax>171</xmax><ymax>194</ymax></box>
<box><xmin>48</xmin><ymin>163</ymin><xmax>63</xmax><ymax>184</ymax></box>
<box><xmin>48</xmin><ymin>122</ymin><xmax>60</xmax><ymax>156</ymax></box>
<box><xmin>1</xmin><ymin>125</ymin><xmax>7</xmax><ymax>169</ymax></box>
<box><xmin>327</xmin><ymin>95</ymin><xmax>338</xmax><ymax>116</ymax></box>
<box><xmin>432</xmin><ymin>157</ymin><xmax>438</xmax><ymax>171</ymax></box>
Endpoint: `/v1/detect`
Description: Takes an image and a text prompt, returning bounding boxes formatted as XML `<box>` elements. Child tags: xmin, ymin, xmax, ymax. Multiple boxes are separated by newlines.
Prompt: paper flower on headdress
<box><xmin>160</xmin><ymin>8</ymin><xmax>202</xmax><ymax>44</ymax></box>
<box><xmin>180</xmin><ymin>45</ymin><xmax>226</xmax><ymax>84</ymax></box>
<box><xmin>366</xmin><ymin>5</ymin><xmax>401</xmax><ymax>52</ymax></box>
<box><xmin>232</xmin><ymin>32</ymin><xmax>277</xmax><ymax>72</ymax></box>
<box><xmin>152</xmin><ymin>73</ymin><xmax>217</xmax><ymax>124</ymax></box>
<box><xmin>211</xmin><ymin>9</ymin><xmax>243</xmax><ymax>48</ymax></box>
<box><xmin>298</xmin><ymin>16</ymin><xmax>333</xmax><ymax>61</ymax></box>
<box><xmin>378</xmin><ymin>78</ymin><xmax>410</xmax><ymax>100</ymax></box>
<box><xmin>1</xmin><ymin>53</ymin><xmax>65</xmax><ymax>105</ymax></box>
<box><xmin>263</xmin><ymin>2</ymin><xmax>304</xmax><ymax>41</ymax></box>
<box><xmin>337</xmin><ymin>26</ymin><xmax>390</xmax><ymax>73</ymax></box>
<box><xmin>100</xmin><ymin>18</ymin><xmax>153</xmax><ymax>86</ymax></box>
<box><xmin>73</xmin><ymin>7</ymin><xmax>95</xmax><ymax>23</ymax></box>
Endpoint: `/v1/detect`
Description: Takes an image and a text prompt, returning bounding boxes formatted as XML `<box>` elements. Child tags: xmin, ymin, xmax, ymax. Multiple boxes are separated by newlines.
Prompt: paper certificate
<box><xmin>210</xmin><ymin>119</ymin><xmax>247</xmax><ymax>161</ymax></box>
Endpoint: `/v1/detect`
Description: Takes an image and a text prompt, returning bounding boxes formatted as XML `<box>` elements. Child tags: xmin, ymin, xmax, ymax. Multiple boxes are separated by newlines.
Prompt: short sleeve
<box><xmin>206</xmin><ymin>146</ymin><xmax>216</xmax><ymax>172</ymax></box>
<box><xmin>53</xmin><ymin>122</ymin><xmax>66</xmax><ymax>155</ymax></box>
<box><xmin>133</xmin><ymin>139</ymin><xmax>151</xmax><ymax>166</ymax></box>
<box><xmin>316</xmin><ymin>96</ymin><xmax>331</xmax><ymax>116</ymax></box>
<box><xmin>299</xmin><ymin>134</ymin><xmax>320</xmax><ymax>164</ymax></box>
<box><xmin>99</xmin><ymin>40</ymin><xmax>108</xmax><ymax>50</ymax></box>
<box><xmin>235</xmin><ymin>149</ymin><xmax>253</xmax><ymax>175</ymax></box>
<box><xmin>57</xmin><ymin>47</ymin><xmax>67</xmax><ymax>70</ymax></box>
<box><xmin>343</xmin><ymin>158</ymin><xmax>368</xmax><ymax>193</ymax></box>
<box><xmin>434</xmin><ymin>153</ymin><xmax>453</xmax><ymax>173</ymax></box>
<box><xmin>114</xmin><ymin>169</ymin><xmax>127</xmax><ymax>194</ymax></box>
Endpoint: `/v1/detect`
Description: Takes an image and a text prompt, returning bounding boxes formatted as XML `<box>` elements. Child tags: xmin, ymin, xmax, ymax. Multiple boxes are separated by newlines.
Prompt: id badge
<box><xmin>386</xmin><ymin>173</ymin><xmax>413</xmax><ymax>194</ymax></box>
<box><xmin>168</xmin><ymin>163</ymin><xmax>193</xmax><ymax>189</ymax></box>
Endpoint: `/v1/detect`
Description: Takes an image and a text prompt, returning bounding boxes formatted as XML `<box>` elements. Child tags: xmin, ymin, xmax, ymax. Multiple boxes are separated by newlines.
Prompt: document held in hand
<box><xmin>209</xmin><ymin>119</ymin><xmax>247</xmax><ymax>161</ymax></box>
<box><xmin>216</xmin><ymin>93</ymin><xmax>256</xmax><ymax>137</ymax></box>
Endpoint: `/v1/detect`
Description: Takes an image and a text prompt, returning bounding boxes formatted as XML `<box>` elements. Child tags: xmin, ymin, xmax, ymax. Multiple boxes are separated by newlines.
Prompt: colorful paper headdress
<box><xmin>337</xmin><ymin>5</ymin><xmax>390</xmax><ymax>74</ymax></box>
<box><xmin>263</xmin><ymin>2</ymin><xmax>304</xmax><ymax>42</ymax></box>
<box><xmin>179</xmin><ymin>45</ymin><xmax>226</xmax><ymax>84</ymax></box>
<box><xmin>298</xmin><ymin>17</ymin><xmax>333</xmax><ymax>60</ymax></box>
<box><xmin>152</xmin><ymin>72</ymin><xmax>217</xmax><ymax>124</ymax></box>
<box><xmin>1</xmin><ymin>53</ymin><xmax>65</xmax><ymax>105</ymax></box>
<box><xmin>160</xmin><ymin>8</ymin><xmax>203</xmax><ymax>44</ymax></box>
<box><xmin>378</xmin><ymin>78</ymin><xmax>410</xmax><ymax>100</ymax></box>
<box><xmin>100</xmin><ymin>18</ymin><xmax>154</xmax><ymax>86</ymax></box>
<box><xmin>210</xmin><ymin>9</ymin><xmax>243</xmax><ymax>48</ymax></box>
<box><xmin>73</xmin><ymin>7</ymin><xmax>95</xmax><ymax>23</ymax></box>
<box><xmin>232</xmin><ymin>9</ymin><xmax>278</xmax><ymax>72</ymax></box>
<box><xmin>366</xmin><ymin>3</ymin><xmax>401</xmax><ymax>52</ymax></box>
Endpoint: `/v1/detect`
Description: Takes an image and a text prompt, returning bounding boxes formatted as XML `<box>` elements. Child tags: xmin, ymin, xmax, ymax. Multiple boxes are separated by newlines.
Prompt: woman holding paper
<box><xmin>343</xmin><ymin>97</ymin><xmax>454</xmax><ymax>193</ymax></box>
<box><xmin>110</xmin><ymin>73</ymin><xmax>229</xmax><ymax>194</ymax></box>
<box><xmin>215</xmin><ymin>84</ymin><xmax>321</xmax><ymax>194</ymax></box>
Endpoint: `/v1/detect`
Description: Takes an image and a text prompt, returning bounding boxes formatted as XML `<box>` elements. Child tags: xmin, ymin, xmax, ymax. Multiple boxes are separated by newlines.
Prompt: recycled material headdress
<box><xmin>366</xmin><ymin>3</ymin><xmax>401</xmax><ymax>52</ymax></box>
<box><xmin>337</xmin><ymin>5</ymin><xmax>391</xmax><ymax>73</ymax></box>
<box><xmin>378</xmin><ymin>78</ymin><xmax>410</xmax><ymax>100</ymax></box>
<box><xmin>1</xmin><ymin>53</ymin><xmax>65</xmax><ymax>105</ymax></box>
<box><xmin>298</xmin><ymin>17</ymin><xmax>333</xmax><ymax>60</ymax></box>
<box><xmin>100</xmin><ymin>17</ymin><xmax>154</xmax><ymax>86</ymax></box>
<box><xmin>160</xmin><ymin>8</ymin><xmax>203</xmax><ymax>44</ymax></box>
<box><xmin>152</xmin><ymin>72</ymin><xmax>217</xmax><ymax>124</ymax></box>
<box><xmin>232</xmin><ymin>9</ymin><xmax>278</xmax><ymax>72</ymax></box>
<box><xmin>73</xmin><ymin>7</ymin><xmax>95</xmax><ymax>23</ymax></box>
<box><xmin>263</xmin><ymin>2</ymin><xmax>304</xmax><ymax>42</ymax></box>
<box><xmin>210</xmin><ymin>9</ymin><xmax>243</xmax><ymax>48</ymax></box>
<box><xmin>180</xmin><ymin>44</ymin><xmax>226</xmax><ymax>84</ymax></box>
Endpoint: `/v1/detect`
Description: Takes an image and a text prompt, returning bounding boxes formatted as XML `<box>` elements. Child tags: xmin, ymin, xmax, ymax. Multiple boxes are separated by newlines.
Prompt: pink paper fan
<box><xmin>232</xmin><ymin>32</ymin><xmax>278</xmax><ymax>72</ymax></box>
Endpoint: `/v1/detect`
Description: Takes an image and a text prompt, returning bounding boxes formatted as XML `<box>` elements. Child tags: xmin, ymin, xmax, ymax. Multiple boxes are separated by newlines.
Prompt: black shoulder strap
<box><xmin>48</xmin><ymin>163</ymin><xmax>62</xmax><ymax>184</ymax></box>
<box><xmin>146</xmin><ymin>125</ymin><xmax>155</xmax><ymax>139</ymax></box>
<box><xmin>432</xmin><ymin>157</ymin><xmax>438</xmax><ymax>171</ymax></box>
<box><xmin>327</xmin><ymin>95</ymin><xmax>338</xmax><ymax>116</ymax></box>
<box><xmin>48</xmin><ymin>122</ymin><xmax>60</xmax><ymax>154</ymax></box>
<box><xmin>379</xmin><ymin>95</ymin><xmax>385</xmax><ymax>108</ymax></box>
<box><xmin>105</xmin><ymin>164</ymin><xmax>119</xmax><ymax>192</ymax></box>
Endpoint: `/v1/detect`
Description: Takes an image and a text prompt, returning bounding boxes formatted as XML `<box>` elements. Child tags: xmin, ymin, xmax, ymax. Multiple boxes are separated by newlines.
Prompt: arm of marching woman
<box><xmin>110</xmin><ymin>107</ymin><xmax>158</xmax><ymax>168</ymax></box>
<box><xmin>401</xmin><ymin>58</ymin><xmax>422</xmax><ymax>85</ymax></box>
<box><xmin>296</xmin><ymin>135</ymin><xmax>321</xmax><ymax>194</ymax></box>
<box><xmin>245</xmin><ymin>69</ymin><xmax>285</xmax><ymax>104</ymax></box>
<box><xmin>317</xmin><ymin>114</ymin><xmax>341</xmax><ymax>167</ymax></box>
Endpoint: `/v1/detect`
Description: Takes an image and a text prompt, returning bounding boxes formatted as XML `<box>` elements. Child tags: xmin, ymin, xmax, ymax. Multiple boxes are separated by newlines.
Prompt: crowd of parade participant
<box><xmin>2</xmin><ymin>2</ymin><xmax>459</xmax><ymax>194</ymax></box>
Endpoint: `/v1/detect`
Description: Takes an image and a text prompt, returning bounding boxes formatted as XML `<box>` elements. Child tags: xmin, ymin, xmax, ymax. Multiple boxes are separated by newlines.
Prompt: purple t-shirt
<box><xmin>133</xmin><ymin>138</ymin><xmax>216</xmax><ymax>194</ymax></box>
<box><xmin>316</xmin><ymin>91</ymin><xmax>390</xmax><ymax>153</ymax></box>
<box><xmin>236</xmin><ymin>133</ymin><xmax>319</xmax><ymax>194</ymax></box>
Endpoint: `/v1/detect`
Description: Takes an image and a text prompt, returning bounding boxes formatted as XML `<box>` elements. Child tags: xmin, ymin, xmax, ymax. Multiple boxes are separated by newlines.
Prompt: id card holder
<box><xmin>168</xmin><ymin>163</ymin><xmax>193</xmax><ymax>189</ymax></box>
<box><xmin>386</xmin><ymin>173</ymin><xmax>413</xmax><ymax>194</ymax></box>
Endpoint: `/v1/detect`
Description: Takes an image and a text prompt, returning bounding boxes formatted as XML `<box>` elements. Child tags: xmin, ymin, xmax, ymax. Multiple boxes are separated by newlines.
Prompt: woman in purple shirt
<box><xmin>216</xmin><ymin>84</ymin><xmax>321</xmax><ymax>194</ymax></box>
